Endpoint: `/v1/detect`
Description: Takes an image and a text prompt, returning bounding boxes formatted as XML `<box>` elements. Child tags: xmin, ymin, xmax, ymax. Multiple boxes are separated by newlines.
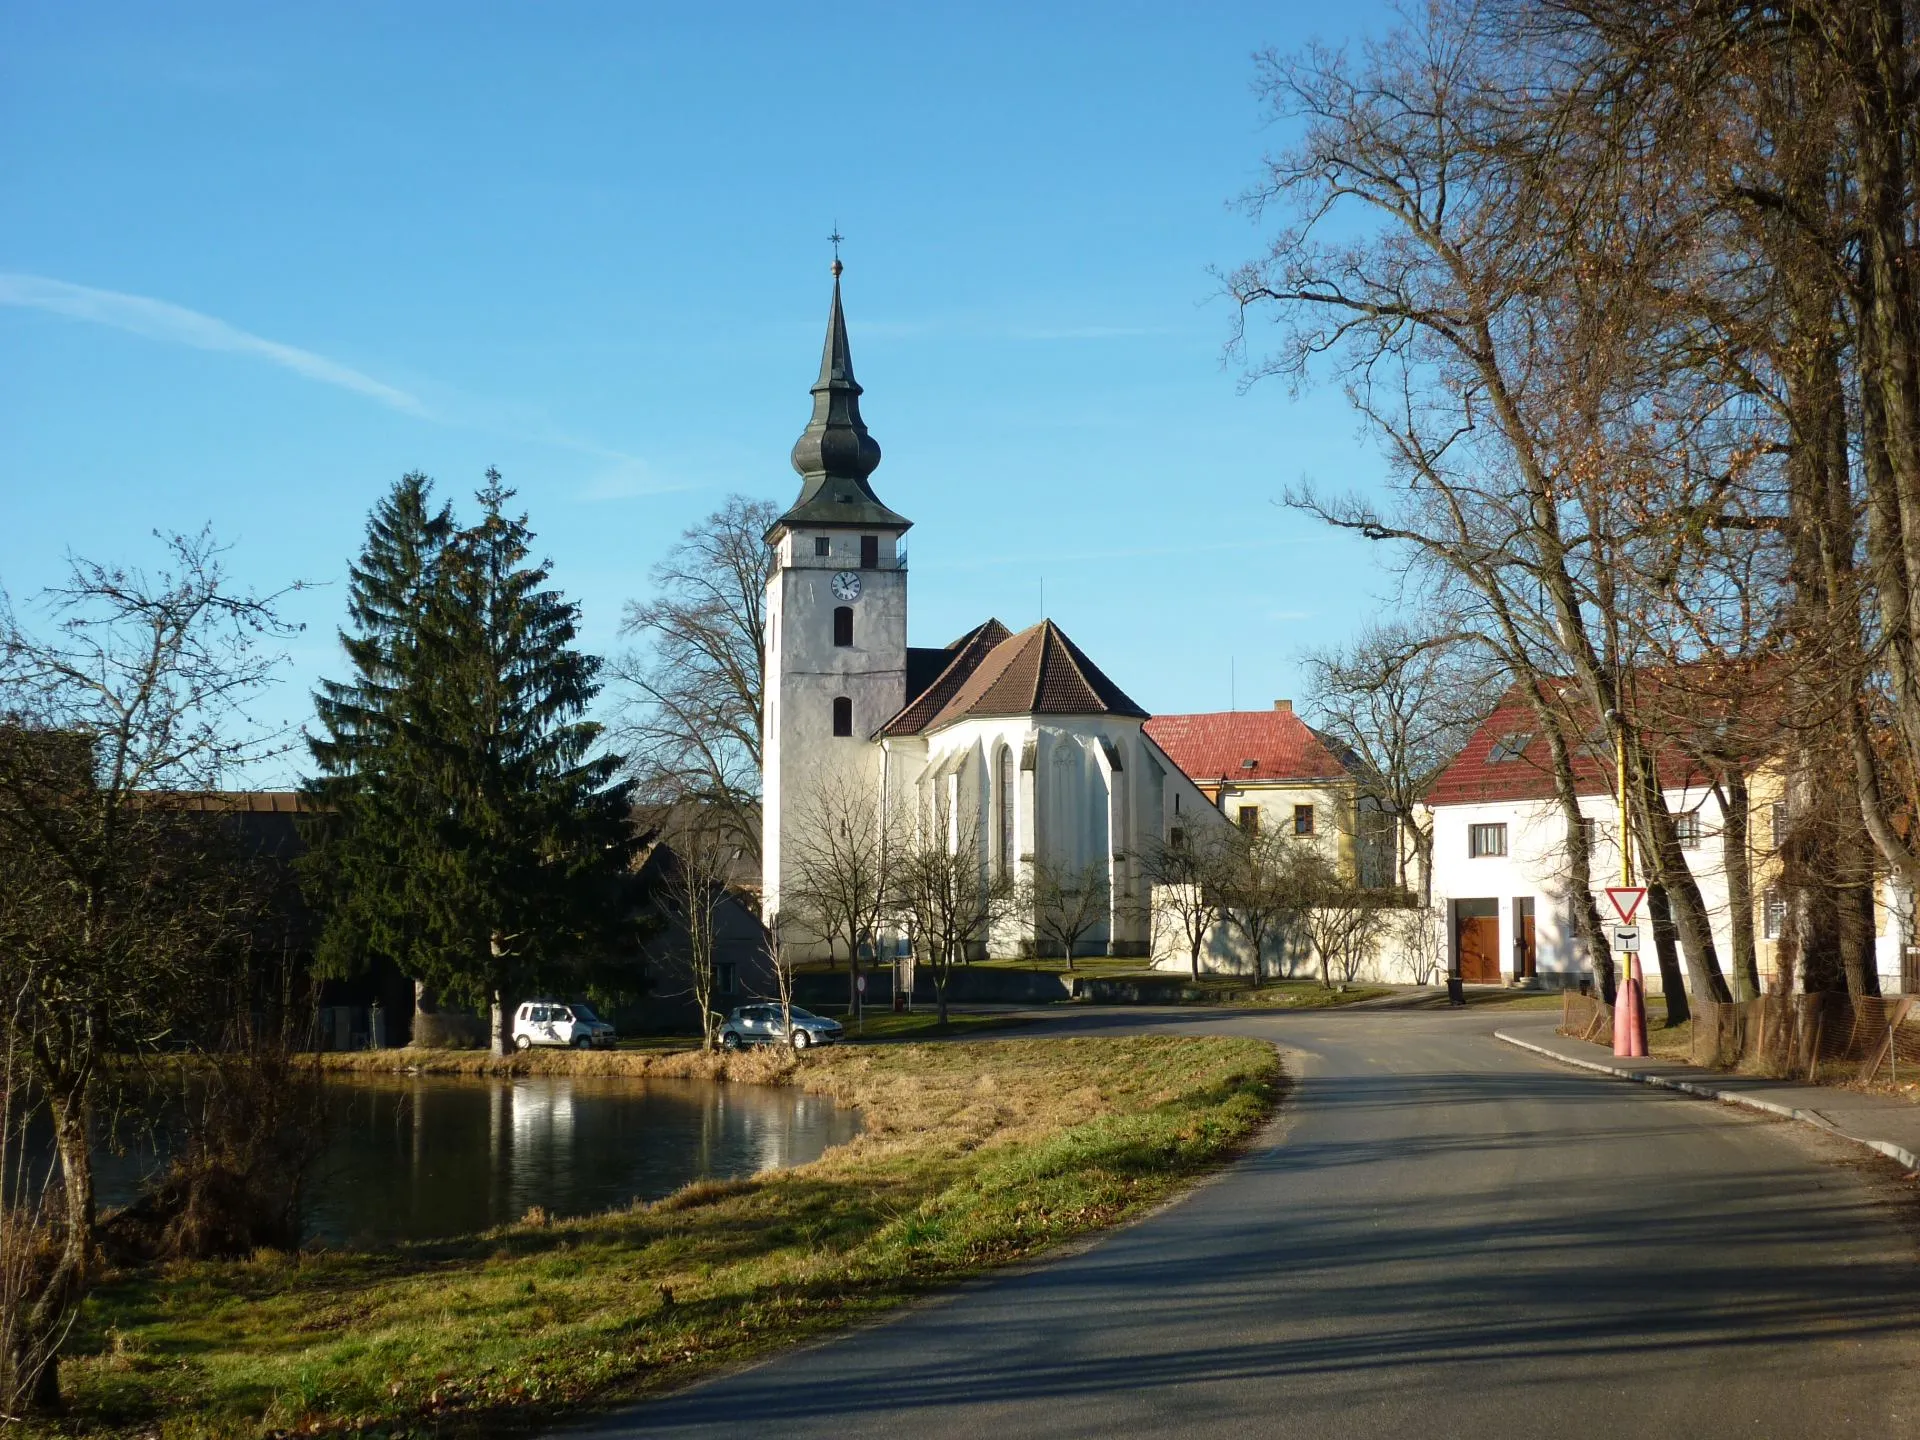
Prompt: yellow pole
<box><xmin>1617</xmin><ymin>734</ymin><xmax>1632</xmax><ymax>888</ymax></box>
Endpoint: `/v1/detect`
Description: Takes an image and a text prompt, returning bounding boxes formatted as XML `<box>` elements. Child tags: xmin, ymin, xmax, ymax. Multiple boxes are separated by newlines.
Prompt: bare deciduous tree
<box><xmin>1020</xmin><ymin>858</ymin><xmax>1111</xmax><ymax>970</ymax></box>
<box><xmin>1304</xmin><ymin>622</ymin><xmax>1504</xmax><ymax>902</ymax></box>
<box><xmin>1143</xmin><ymin>827</ymin><xmax>1230</xmax><ymax>979</ymax></box>
<box><xmin>0</xmin><ymin>531</ymin><xmax>293</xmax><ymax>1412</ymax></box>
<box><xmin>1215</xmin><ymin>827</ymin><xmax>1320</xmax><ymax>983</ymax></box>
<box><xmin>647</xmin><ymin>809</ymin><xmax>747</xmax><ymax>1051</ymax></box>
<box><xmin>891</xmin><ymin>812</ymin><xmax>1008</xmax><ymax>1024</ymax></box>
<box><xmin>616</xmin><ymin>496</ymin><xmax>776</xmax><ymax>859</ymax></box>
<box><xmin>782</xmin><ymin>772</ymin><xmax>896</xmax><ymax>1011</ymax></box>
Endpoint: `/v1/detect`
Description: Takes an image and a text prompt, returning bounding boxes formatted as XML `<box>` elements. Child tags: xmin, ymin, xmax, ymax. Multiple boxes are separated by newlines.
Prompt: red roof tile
<box><xmin>878</xmin><ymin>620</ymin><xmax>1013</xmax><ymax>737</ymax></box>
<box><xmin>1144</xmin><ymin>709</ymin><xmax>1352</xmax><ymax>785</ymax></box>
<box><xmin>1423</xmin><ymin>668</ymin><xmax>1768</xmax><ymax>807</ymax></box>
<box><xmin>900</xmin><ymin>620</ymin><xmax>1148</xmax><ymax>735</ymax></box>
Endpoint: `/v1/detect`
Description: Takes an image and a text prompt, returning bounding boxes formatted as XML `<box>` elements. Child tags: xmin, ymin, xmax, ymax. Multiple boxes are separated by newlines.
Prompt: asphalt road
<box><xmin>570</xmin><ymin>1007</ymin><xmax>1920</xmax><ymax>1439</ymax></box>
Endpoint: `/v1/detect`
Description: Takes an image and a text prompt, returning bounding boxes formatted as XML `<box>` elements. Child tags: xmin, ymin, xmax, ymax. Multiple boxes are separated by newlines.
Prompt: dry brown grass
<box><xmin>62</xmin><ymin>1035</ymin><xmax>1279</xmax><ymax>1439</ymax></box>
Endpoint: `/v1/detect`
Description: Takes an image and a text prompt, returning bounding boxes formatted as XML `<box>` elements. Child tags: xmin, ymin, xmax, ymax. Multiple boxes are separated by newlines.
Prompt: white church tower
<box><xmin>761</xmin><ymin>261</ymin><xmax>910</xmax><ymax>940</ymax></box>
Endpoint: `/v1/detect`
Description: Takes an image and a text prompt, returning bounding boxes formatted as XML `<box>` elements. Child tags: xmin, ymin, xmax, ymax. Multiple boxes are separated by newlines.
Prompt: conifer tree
<box><xmin>302</xmin><ymin>473</ymin><xmax>454</xmax><ymax>984</ymax></box>
<box><xmin>399</xmin><ymin>472</ymin><xmax>639</xmax><ymax>1051</ymax></box>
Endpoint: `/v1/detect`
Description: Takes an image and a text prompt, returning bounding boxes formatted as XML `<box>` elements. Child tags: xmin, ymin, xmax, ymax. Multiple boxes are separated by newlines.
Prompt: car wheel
<box><xmin>721</xmin><ymin>1031</ymin><xmax>742</xmax><ymax>1052</ymax></box>
<box><xmin>573</xmin><ymin>1034</ymin><xmax>593</xmax><ymax>1050</ymax></box>
<box><xmin>513</xmin><ymin>1035</ymin><xmax>532</xmax><ymax>1052</ymax></box>
<box><xmin>790</xmin><ymin>1029</ymin><xmax>811</xmax><ymax>1051</ymax></box>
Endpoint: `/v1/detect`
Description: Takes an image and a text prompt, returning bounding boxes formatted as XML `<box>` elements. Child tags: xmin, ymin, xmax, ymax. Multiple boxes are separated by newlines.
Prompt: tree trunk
<box><xmin>1645</xmin><ymin>885</ymin><xmax>1690</xmax><ymax>1027</ymax></box>
<box><xmin>1720</xmin><ymin>772</ymin><xmax>1760</xmax><ymax>1002</ymax></box>
<box><xmin>16</xmin><ymin>1087</ymin><xmax>97</xmax><ymax>1413</ymax></box>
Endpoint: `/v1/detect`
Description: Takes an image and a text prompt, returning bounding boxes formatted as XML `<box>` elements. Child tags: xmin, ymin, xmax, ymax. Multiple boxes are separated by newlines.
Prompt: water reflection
<box><xmin>87</xmin><ymin>1076</ymin><xmax>859</xmax><ymax>1247</ymax></box>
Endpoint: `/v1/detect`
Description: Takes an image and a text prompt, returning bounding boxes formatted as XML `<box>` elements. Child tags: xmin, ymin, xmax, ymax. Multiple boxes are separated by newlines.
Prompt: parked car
<box><xmin>717</xmin><ymin>1003</ymin><xmax>844</xmax><ymax>1051</ymax></box>
<box><xmin>511</xmin><ymin>1000</ymin><xmax>617</xmax><ymax>1051</ymax></box>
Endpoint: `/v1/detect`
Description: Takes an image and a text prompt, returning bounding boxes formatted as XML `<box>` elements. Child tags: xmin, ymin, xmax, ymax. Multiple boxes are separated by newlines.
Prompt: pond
<box><xmin>90</xmin><ymin>1075</ymin><xmax>860</xmax><ymax>1246</ymax></box>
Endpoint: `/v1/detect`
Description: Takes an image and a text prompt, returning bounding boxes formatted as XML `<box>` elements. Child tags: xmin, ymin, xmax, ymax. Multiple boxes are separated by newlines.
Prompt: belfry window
<box><xmin>833</xmin><ymin>606</ymin><xmax>853</xmax><ymax>647</ymax></box>
<box><xmin>814</xmin><ymin>536</ymin><xmax>831</xmax><ymax>557</ymax></box>
<box><xmin>832</xmin><ymin>697</ymin><xmax>853</xmax><ymax>737</ymax></box>
<box><xmin>861</xmin><ymin>535</ymin><xmax>879</xmax><ymax>569</ymax></box>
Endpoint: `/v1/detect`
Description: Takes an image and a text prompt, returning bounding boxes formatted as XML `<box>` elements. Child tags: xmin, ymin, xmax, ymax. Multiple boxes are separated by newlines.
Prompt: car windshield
<box><xmin>786</xmin><ymin>1007</ymin><xmax>823</xmax><ymax>1023</ymax></box>
<box><xmin>568</xmin><ymin>1004</ymin><xmax>601</xmax><ymax>1023</ymax></box>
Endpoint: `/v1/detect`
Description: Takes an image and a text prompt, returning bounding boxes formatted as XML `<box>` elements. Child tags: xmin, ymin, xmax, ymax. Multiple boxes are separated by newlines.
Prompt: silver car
<box><xmin>718</xmin><ymin>1003</ymin><xmax>844</xmax><ymax>1051</ymax></box>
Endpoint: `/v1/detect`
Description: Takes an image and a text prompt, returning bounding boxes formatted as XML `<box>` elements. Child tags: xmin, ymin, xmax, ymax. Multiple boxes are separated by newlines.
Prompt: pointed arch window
<box><xmin>832</xmin><ymin>697</ymin><xmax>853</xmax><ymax>737</ymax></box>
<box><xmin>833</xmin><ymin>606</ymin><xmax>854</xmax><ymax>647</ymax></box>
<box><xmin>997</xmin><ymin>745</ymin><xmax>1015</xmax><ymax>876</ymax></box>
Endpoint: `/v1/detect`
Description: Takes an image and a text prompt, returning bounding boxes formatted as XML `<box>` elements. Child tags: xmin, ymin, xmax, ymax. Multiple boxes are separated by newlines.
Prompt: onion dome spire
<box><xmin>770</xmin><ymin>254</ymin><xmax>911</xmax><ymax>538</ymax></box>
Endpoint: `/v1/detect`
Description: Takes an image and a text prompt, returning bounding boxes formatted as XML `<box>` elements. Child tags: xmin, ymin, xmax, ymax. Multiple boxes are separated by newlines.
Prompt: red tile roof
<box><xmin>920</xmin><ymin>620</ymin><xmax>1147</xmax><ymax>730</ymax></box>
<box><xmin>1144</xmin><ymin>708</ymin><xmax>1352</xmax><ymax>785</ymax></box>
<box><xmin>886</xmin><ymin>619</ymin><xmax>1148</xmax><ymax>736</ymax></box>
<box><xmin>1423</xmin><ymin>669</ymin><xmax>1765</xmax><ymax>807</ymax></box>
<box><xmin>879</xmin><ymin>620</ymin><xmax>1013</xmax><ymax>737</ymax></box>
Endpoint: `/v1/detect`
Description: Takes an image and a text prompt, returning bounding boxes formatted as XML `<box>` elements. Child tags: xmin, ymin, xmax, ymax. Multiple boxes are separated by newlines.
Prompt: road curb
<box><xmin>1493</xmin><ymin>1029</ymin><xmax>1920</xmax><ymax>1174</ymax></box>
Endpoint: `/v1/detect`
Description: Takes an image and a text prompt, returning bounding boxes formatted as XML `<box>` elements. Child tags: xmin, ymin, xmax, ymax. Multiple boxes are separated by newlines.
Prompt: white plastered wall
<box><xmin>762</xmin><ymin>525</ymin><xmax>905</xmax><ymax>957</ymax></box>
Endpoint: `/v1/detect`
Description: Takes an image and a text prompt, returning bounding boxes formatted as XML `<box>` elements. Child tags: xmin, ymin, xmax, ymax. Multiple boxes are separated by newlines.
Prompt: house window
<box><xmin>860</xmin><ymin>535</ymin><xmax>879</xmax><ymax>569</ymax></box>
<box><xmin>814</xmin><ymin>536</ymin><xmax>831</xmax><ymax>557</ymax></box>
<box><xmin>1293</xmin><ymin>804</ymin><xmax>1315</xmax><ymax>836</ymax></box>
<box><xmin>716</xmin><ymin>962</ymin><xmax>737</xmax><ymax>996</ymax></box>
<box><xmin>1469</xmin><ymin>822</ymin><xmax>1508</xmax><ymax>858</ymax></box>
<box><xmin>832</xmin><ymin>697</ymin><xmax>852</xmax><ymax>737</ymax></box>
<box><xmin>833</xmin><ymin>605</ymin><xmax>854</xmax><ymax>647</ymax></box>
<box><xmin>1762</xmin><ymin>887</ymin><xmax>1786</xmax><ymax>941</ymax></box>
<box><xmin>1674</xmin><ymin>810</ymin><xmax>1702</xmax><ymax>849</ymax></box>
<box><xmin>1238</xmin><ymin>805</ymin><xmax>1260</xmax><ymax>835</ymax></box>
<box><xmin>1771</xmin><ymin>801</ymin><xmax>1790</xmax><ymax>847</ymax></box>
<box><xmin>1575</xmin><ymin>815</ymin><xmax>1607</xmax><ymax>855</ymax></box>
<box><xmin>1486</xmin><ymin>733</ymin><xmax>1535</xmax><ymax>763</ymax></box>
<box><xmin>1169</xmin><ymin>826</ymin><xmax>1188</xmax><ymax>852</ymax></box>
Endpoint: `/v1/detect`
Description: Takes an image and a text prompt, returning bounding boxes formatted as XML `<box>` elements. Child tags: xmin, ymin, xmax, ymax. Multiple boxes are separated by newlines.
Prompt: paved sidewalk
<box><xmin>1496</xmin><ymin>1017</ymin><xmax>1920</xmax><ymax>1172</ymax></box>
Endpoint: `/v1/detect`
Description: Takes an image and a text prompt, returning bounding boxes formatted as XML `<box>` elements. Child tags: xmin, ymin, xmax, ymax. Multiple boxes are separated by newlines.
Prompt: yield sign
<box><xmin>1605</xmin><ymin>887</ymin><xmax>1647</xmax><ymax>924</ymax></box>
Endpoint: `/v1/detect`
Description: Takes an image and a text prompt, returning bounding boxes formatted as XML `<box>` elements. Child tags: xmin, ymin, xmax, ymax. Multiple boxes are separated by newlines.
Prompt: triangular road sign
<box><xmin>1605</xmin><ymin>887</ymin><xmax>1647</xmax><ymax>924</ymax></box>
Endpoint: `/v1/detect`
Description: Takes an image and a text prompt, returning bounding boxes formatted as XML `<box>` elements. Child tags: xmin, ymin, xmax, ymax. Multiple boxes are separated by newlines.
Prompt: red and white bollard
<box><xmin>1614</xmin><ymin>956</ymin><xmax>1649</xmax><ymax>1058</ymax></box>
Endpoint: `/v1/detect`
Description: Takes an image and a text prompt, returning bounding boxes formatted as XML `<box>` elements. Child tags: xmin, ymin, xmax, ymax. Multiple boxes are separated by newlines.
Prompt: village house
<box><xmin>1425</xmin><ymin>688</ymin><xmax>1912</xmax><ymax>993</ymax></box>
<box><xmin>1144</xmin><ymin>703</ymin><xmax>1388</xmax><ymax>884</ymax></box>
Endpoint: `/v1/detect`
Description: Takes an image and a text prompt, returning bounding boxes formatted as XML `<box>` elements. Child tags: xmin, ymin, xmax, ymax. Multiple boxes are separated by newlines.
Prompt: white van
<box><xmin>511</xmin><ymin>1000</ymin><xmax>616</xmax><ymax>1051</ymax></box>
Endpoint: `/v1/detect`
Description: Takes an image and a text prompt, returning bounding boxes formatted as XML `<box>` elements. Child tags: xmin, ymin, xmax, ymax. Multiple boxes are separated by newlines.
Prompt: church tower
<box><xmin>761</xmin><ymin>262</ymin><xmax>910</xmax><ymax>937</ymax></box>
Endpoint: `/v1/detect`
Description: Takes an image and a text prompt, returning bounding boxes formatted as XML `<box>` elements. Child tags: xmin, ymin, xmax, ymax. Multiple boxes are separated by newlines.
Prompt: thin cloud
<box><xmin>924</xmin><ymin>535</ymin><xmax>1316</xmax><ymax>573</ymax></box>
<box><xmin>1007</xmin><ymin>324</ymin><xmax>1173</xmax><ymax>341</ymax></box>
<box><xmin>576</xmin><ymin>461</ymin><xmax>700</xmax><ymax>503</ymax></box>
<box><xmin>0</xmin><ymin>272</ymin><xmax>427</xmax><ymax>415</ymax></box>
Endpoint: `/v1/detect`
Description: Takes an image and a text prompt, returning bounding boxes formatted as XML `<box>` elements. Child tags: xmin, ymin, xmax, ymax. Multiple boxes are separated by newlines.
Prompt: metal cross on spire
<box><xmin>829</xmin><ymin>224</ymin><xmax>844</xmax><ymax>277</ymax></box>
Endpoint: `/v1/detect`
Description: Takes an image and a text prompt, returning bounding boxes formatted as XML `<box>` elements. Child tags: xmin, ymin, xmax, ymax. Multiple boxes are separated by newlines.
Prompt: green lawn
<box><xmin>58</xmin><ymin>1035</ymin><xmax>1279</xmax><ymax>1438</ymax></box>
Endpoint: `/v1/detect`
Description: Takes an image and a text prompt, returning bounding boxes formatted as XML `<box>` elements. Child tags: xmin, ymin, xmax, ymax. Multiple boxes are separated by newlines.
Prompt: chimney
<box><xmin>1274</xmin><ymin>699</ymin><xmax>1292</xmax><ymax>713</ymax></box>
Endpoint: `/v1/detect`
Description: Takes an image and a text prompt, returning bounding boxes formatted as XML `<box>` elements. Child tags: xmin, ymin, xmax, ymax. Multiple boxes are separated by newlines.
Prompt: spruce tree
<box><xmin>400</xmin><ymin>471</ymin><xmax>638</xmax><ymax>1051</ymax></box>
<box><xmin>303</xmin><ymin>473</ymin><xmax>454</xmax><ymax>983</ymax></box>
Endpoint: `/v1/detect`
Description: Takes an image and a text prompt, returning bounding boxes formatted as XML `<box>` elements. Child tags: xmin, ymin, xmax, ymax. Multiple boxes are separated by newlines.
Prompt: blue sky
<box><xmin>0</xmin><ymin>2</ymin><xmax>1402</xmax><ymax>783</ymax></box>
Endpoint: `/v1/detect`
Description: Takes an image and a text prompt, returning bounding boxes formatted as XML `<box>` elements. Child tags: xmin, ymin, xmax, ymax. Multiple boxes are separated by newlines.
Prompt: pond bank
<box><xmin>57</xmin><ymin>1034</ymin><xmax>1281</xmax><ymax>1438</ymax></box>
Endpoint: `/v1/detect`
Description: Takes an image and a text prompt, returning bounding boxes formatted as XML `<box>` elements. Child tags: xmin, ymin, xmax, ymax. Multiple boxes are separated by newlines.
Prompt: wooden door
<box><xmin>1516</xmin><ymin>900</ymin><xmax>1537</xmax><ymax>979</ymax></box>
<box><xmin>1458</xmin><ymin>915</ymin><xmax>1502</xmax><ymax>982</ymax></box>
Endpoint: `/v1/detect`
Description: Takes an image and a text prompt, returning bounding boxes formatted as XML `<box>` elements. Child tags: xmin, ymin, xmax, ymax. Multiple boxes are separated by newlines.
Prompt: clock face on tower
<box><xmin>830</xmin><ymin>570</ymin><xmax>861</xmax><ymax>601</ymax></box>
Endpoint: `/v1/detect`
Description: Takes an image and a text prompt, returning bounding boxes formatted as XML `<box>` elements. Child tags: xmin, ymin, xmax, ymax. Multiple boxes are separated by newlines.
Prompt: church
<box><xmin>761</xmin><ymin>263</ymin><xmax>1227</xmax><ymax>958</ymax></box>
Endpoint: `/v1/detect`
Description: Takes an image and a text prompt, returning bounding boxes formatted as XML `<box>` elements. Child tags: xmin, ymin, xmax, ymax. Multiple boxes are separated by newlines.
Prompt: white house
<box><xmin>1426</xmin><ymin>692</ymin><xmax>1909</xmax><ymax>992</ymax></box>
<box><xmin>761</xmin><ymin>263</ymin><xmax>1222</xmax><ymax>958</ymax></box>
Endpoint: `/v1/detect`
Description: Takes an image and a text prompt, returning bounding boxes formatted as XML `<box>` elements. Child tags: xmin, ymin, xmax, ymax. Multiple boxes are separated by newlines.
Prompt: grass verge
<box><xmin>54</xmin><ymin>1035</ymin><xmax>1279</xmax><ymax>1438</ymax></box>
